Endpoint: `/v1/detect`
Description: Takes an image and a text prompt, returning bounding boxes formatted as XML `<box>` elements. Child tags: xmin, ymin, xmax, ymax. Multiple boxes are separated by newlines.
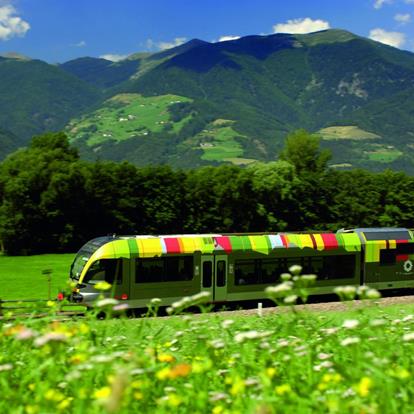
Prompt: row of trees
<box><xmin>0</xmin><ymin>130</ymin><xmax>413</xmax><ymax>254</ymax></box>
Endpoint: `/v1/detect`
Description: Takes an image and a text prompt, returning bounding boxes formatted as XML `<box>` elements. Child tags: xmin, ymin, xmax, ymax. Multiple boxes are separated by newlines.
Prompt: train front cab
<box><xmin>353</xmin><ymin>228</ymin><xmax>414</xmax><ymax>291</ymax></box>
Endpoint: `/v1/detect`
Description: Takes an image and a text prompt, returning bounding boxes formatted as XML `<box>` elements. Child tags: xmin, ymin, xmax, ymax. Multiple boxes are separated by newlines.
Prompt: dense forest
<box><xmin>0</xmin><ymin>130</ymin><xmax>413</xmax><ymax>255</ymax></box>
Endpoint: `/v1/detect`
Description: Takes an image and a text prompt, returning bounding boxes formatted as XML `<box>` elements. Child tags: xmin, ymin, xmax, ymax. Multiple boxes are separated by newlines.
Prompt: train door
<box><xmin>201</xmin><ymin>255</ymin><xmax>228</xmax><ymax>302</ymax></box>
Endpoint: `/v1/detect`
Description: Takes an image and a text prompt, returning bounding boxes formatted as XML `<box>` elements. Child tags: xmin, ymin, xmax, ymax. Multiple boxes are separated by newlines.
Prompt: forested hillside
<box><xmin>1</xmin><ymin>29</ymin><xmax>414</xmax><ymax>171</ymax></box>
<box><xmin>1</xmin><ymin>131</ymin><xmax>412</xmax><ymax>255</ymax></box>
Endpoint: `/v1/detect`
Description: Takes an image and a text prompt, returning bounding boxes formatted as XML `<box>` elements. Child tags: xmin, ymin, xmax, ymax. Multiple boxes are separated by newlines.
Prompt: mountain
<box><xmin>0</xmin><ymin>56</ymin><xmax>102</xmax><ymax>140</ymax></box>
<box><xmin>2</xmin><ymin>29</ymin><xmax>414</xmax><ymax>172</ymax></box>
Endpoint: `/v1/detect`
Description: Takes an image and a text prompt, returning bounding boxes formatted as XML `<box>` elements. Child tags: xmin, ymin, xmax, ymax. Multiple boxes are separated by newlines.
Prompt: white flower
<box><xmin>289</xmin><ymin>265</ymin><xmax>302</xmax><ymax>275</ymax></box>
<box><xmin>365</xmin><ymin>289</ymin><xmax>381</xmax><ymax>300</ymax></box>
<box><xmin>403</xmin><ymin>332</ymin><xmax>414</xmax><ymax>342</ymax></box>
<box><xmin>0</xmin><ymin>364</ymin><xmax>13</xmax><ymax>372</ymax></box>
<box><xmin>403</xmin><ymin>315</ymin><xmax>414</xmax><ymax>322</ymax></box>
<box><xmin>265</xmin><ymin>282</ymin><xmax>293</xmax><ymax>298</ymax></box>
<box><xmin>340</xmin><ymin>336</ymin><xmax>360</xmax><ymax>346</ymax></box>
<box><xmin>342</xmin><ymin>319</ymin><xmax>360</xmax><ymax>329</ymax></box>
<box><xmin>317</xmin><ymin>353</ymin><xmax>332</xmax><ymax>360</ymax></box>
<box><xmin>95</xmin><ymin>298</ymin><xmax>119</xmax><ymax>308</ymax></box>
<box><xmin>370</xmin><ymin>319</ymin><xmax>386</xmax><ymax>327</ymax></box>
<box><xmin>280</xmin><ymin>273</ymin><xmax>292</xmax><ymax>281</ymax></box>
<box><xmin>283</xmin><ymin>295</ymin><xmax>298</xmax><ymax>305</ymax></box>
<box><xmin>209</xmin><ymin>339</ymin><xmax>225</xmax><ymax>349</ymax></box>
<box><xmin>34</xmin><ymin>332</ymin><xmax>68</xmax><ymax>347</ymax></box>
<box><xmin>150</xmin><ymin>298</ymin><xmax>162</xmax><ymax>305</ymax></box>
<box><xmin>222</xmin><ymin>319</ymin><xmax>235</xmax><ymax>329</ymax></box>
<box><xmin>334</xmin><ymin>286</ymin><xmax>357</xmax><ymax>299</ymax></box>
<box><xmin>234</xmin><ymin>330</ymin><xmax>273</xmax><ymax>343</ymax></box>
<box><xmin>313</xmin><ymin>361</ymin><xmax>334</xmax><ymax>371</ymax></box>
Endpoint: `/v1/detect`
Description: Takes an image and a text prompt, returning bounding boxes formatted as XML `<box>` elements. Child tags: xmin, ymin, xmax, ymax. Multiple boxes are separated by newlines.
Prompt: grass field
<box><xmin>0</xmin><ymin>254</ymin><xmax>74</xmax><ymax>300</ymax></box>
<box><xmin>2</xmin><ymin>290</ymin><xmax>414</xmax><ymax>413</ymax></box>
<box><xmin>318</xmin><ymin>125</ymin><xmax>380</xmax><ymax>141</ymax></box>
<box><xmin>4</xmin><ymin>257</ymin><xmax>414</xmax><ymax>412</ymax></box>
<box><xmin>67</xmin><ymin>93</ymin><xmax>193</xmax><ymax>146</ymax></box>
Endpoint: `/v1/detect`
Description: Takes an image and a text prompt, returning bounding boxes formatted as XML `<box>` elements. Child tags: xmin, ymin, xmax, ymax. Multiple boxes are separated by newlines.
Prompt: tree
<box><xmin>279</xmin><ymin>129</ymin><xmax>331</xmax><ymax>175</ymax></box>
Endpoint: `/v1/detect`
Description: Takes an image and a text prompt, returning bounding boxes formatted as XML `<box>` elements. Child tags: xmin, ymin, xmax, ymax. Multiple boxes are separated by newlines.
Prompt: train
<box><xmin>67</xmin><ymin>227</ymin><xmax>414</xmax><ymax>308</ymax></box>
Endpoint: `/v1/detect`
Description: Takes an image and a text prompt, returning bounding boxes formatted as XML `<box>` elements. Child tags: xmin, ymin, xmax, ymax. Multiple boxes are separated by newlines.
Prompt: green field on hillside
<box><xmin>0</xmin><ymin>254</ymin><xmax>74</xmax><ymax>300</ymax></box>
<box><xmin>318</xmin><ymin>125</ymin><xmax>381</xmax><ymax>141</ymax></box>
<box><xmin>67</xmin><ymin>93</ymin><xmax>193</xmax><ymax>146</ymax></box>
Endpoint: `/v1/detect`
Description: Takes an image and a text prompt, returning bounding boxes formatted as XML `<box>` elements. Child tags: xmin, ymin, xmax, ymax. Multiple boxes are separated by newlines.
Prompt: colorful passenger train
<box><xmin>68</xmin><ymin>228</ymin><xmax>414</xmax><ymax>307</ymax></box>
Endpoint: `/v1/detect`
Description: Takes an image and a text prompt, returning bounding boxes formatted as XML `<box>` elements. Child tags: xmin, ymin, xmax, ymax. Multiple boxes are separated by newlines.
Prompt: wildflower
<box><xmin>317</xmin><ymin>353</ymin><xmax>332</xmax><ymax>360</ymax></box>
<box><xmin>403</xmin><ymin>332</ymin><xmax>414</xmax><ymax>342</ymax></box>
<box><xmin>57</xmin><ymin>398</ymin><xmax>72</xmax><ymax>411</ymax></box>
<box><xmin>266</xmin><ymin>367</ymin><xmax>277</xmax><ymax>379</ymax></box>
<box><xmin>15</xmin><ymin>327</ymin><xmax>36</xmax><ymax>341</ymax></box>
<box><xmin>403</xmin><ymin>315</ymin><xmax>414</xmax><ymax>322</ymax></box>
<box><xmin>234</xmin><ymin>330</ymin><xmax>273</xmax><ymax>343</ymax></box>
<box><xmin>340</xmin><ymin>336</ymin><xmax>360</xmax><ymax>346</ymax></box>
<box><xmin>209</xmin><ymin>339</ymin><xmax>225</xmax><ymax>349</ymax></box>
<box><xmin>313</xmin><ymin>361</ymin><xmax>334</xmax><ymax>371</ymax></box>
<box><xmin>169</xmin><ymin>364</ymin><xmax>191</xmax><ymax>379</ymax></box>
<box><xmin>94</xmin><ymin>386</ymin><xmax>111</xmax><ymax>399</ymax></box>
<box><xmin>113</xmin><ymin>303</ymin><xmax>129</xmax><ymax>312</ymax></box>
<box><xmin>0</xmin><ymin>363</ymin><xmax>13</xmax><ymax>372</ymax></box>
<box><xmin>95</xmin><ymin>298</ymin><xmax>119</xmax><ymax>308</ymax></box>
<box><xmin>283</xmin><ymin>295</ymin><xmax>298</xmax><ymax>305</ymax></box>
<box><xmin>342</xmin><ymin>319</ymin><xmax>360</xmax><ymax>329</ymax></box>
<box><xmin>158</xmin><ymin>354</ymin><xmax>175</xmax><ymax>363</ymax></box>
<box><xmin>355</xmin><ymin>377</ymin><xmax>373</xmax><ymax>397</ymax></box>
<box><xmin>34</xmin><ymin>332</ymin><xmax>68</xmax><ymax>347</ymax></box>
<box><xmin>151</xmin><ymin>298</ymin><xmax>162</xmax><ymax>305</ymax></box>
<box><xmin>370</xmin><ymin>319</ymin><xmax>386</xmax><ymax>327</ymax></box>
<box><xmin>230</xmin><ymin>377</ymin><xmax>245</xmax><ymax>396</ymax></box>
<box><xmin>209</xmin><ymin>392</ymin><xmax>229</xmax><ymax>402</ymax></box>
<box><xmin>289</xmin><ymin>265</ymin><xmax>302</xmax><ymax>275</ymax></box>
<box><xmin>334</xmin><ymin>286</ymin><xmax>357</xmax><ymax>301</ymax></box>
<box><xmin>265</xmin><ymin>282</ymin><xmax>293</xmax><ymax>298</ymax></box>
<box><xmin>221</xmin><ymin>319</ymin><xmax>235</xmax><ymax>329</ymax></box>
<box><xmin>45</xmin><ymin>389</ymin><xmax>65</xmax><ymax>402</ymax></box>
<box><xmin>94</xmin><ymin>281</ymin><xmax>112</xmax><ymax>291</ymax></box>
<box><xmin>275</xmin><ymin>383</ymin><xmax>292</xmax><ymax>395</ymax></box>
<box><xmin>280</xmin><ymin>273</ymin><xmax>292</xmax><ymax>281</ymax></box>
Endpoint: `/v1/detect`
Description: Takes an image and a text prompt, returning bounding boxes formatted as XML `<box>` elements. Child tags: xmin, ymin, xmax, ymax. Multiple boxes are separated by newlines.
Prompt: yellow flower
<box><xmin>28</xmin><ymin>383</ymin><xmax>36</xmax><ymax>391</ymax></box>
<box><xmin>212</xmin><ymin>406</ymin><xmax>224</xmax><ymax>414</ymax></box>
<box><xmin>45</xmin><ymin>389</ymin><xmax>64</xmax><ymax>402</ymax></box>
<box><xmin>355</xmin><ymin>377</ymin><xmax>373</xmax><ymax>397</ymax></box>
<box><xmin>79</xmin><ymin>323</ymin><xmax>90</xmax><ymax>334</ymax></box>
<box><xmin>70</xmin><ymin>353</ymin><xmax>87</xmax><ymax>364</ymax></box>
<box><xmin>47</xmin><ymin>301</ymin><xmax>56</xmax><ymax>307</ymax></box>
<box><xmin>25</xmin><ymin>405</ymin><xmax>39</xmax><ymax>414</ymax></box>
<box><xmin>94</xmin><ymin>386</ymin><xmax>111</xmax><ymax>399</ymax></box>
<box><xmin>133</xmin><ymin>391</ymin><xmax>144</xmax><ymax>400</ymax></box>
<box><xmin>156</xmin><ymin>367</ymin><xmax>171</xmax><ymax>381</ymax></box>
<box><xmin>158</xmin><ymin>354</ymin><xmax>175</xmax><ymax>363</ymax></box>
<box><xmin>167</xmin><ymin>393</ymin><xmax>182</xmax><ymax>407</ymax></box>
<box><xmin>131</xmin><ymin>380</ymin><xmax>143</xmax><ymax>389</ymax></box>
<box><xmin>230</xmin><ymin>377</ymin><xmax>245</xmax><ymax>396</ymax></box>
<box><xmin>57</xmin><ymin>398</ymin><xmax>72</xmax><ymax>411</ymax></box>
<box><xmin>266</xmin><ymin>367</ymin><xmax>277</xmax><ymax>379</ymax></box>
<box><xmin>275</xmin><ymin>384</ymin><xmax>292</xmax><ymax>396</ymax></box>
<box><xmin>94</xmin><ymin>281</ymin><xmax>112</xmax><ymax>291</ymax></box>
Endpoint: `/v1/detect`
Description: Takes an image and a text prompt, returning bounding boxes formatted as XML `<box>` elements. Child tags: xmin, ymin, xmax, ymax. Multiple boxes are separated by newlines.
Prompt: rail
<box><xmin>0</xmin><ymin>298</ymin><xmax>86</xmax><ymax>319</ymax></box>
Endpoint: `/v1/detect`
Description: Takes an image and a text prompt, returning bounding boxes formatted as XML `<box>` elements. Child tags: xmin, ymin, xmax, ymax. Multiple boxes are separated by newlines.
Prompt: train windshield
<box><xmin>70</xmin><ymin>237</ymin><xmax>114</xmax><ymax>280</ymax></box>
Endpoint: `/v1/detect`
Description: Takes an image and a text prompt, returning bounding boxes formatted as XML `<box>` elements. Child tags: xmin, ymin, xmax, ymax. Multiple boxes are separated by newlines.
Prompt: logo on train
<box><xmin>404</xmin><ymin>260</ymin><xmax>413</xmax><ymax>273</ymax></box>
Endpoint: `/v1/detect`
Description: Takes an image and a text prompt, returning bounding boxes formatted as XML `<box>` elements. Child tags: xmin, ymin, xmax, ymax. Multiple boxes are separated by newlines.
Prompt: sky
<box><xmin>1</xmin><ymin>0</ymin><xmax>414</xmax><ymax>63</ymax></box>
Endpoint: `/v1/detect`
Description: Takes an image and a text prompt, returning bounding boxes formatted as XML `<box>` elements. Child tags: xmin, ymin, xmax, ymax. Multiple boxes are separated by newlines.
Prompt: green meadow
<box><xmin>2</xmin><ymin>256</ymin><xmax>414</xmax><ymax>413</ymax></box>
<box><xmin>0</xmin><ymin>254</ymin><xmax>74</xmax><ymax>300</ymax></box>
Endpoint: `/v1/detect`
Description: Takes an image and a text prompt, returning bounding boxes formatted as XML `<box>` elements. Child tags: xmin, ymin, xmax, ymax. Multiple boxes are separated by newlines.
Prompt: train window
<box><xmin>216</xmin><ymin>260</ymin><xmax>226</xmax><ymax>287</ymax></box>
<box><xmin>364</xmin><ymin>230</ymin><xmax>410</xmax><ymax>241</ymax></box>
<box><xmin>235</xmin><ymin>260</ymin><xmax>258</xmax><ymax>285</ymax></box>
<box><xmin>396</xmin><ymin>243</ymin><xmax>414</xmax><ymax>255</ymax></box>
<box><xmin>203</xmin><ymin>261</ymin><xmax>212</xmax><ymax>288</ymax></box>
<box><xmin>380</xmin><ymin>250</ymin><xmax>396</xmax><ymax>266</ymax></box>
<box><xmin>84</xmin><ymin>259</ymin><xmax>123</xmax><ymax>285</ymax></box>
<box><xmin>165</xmin><ymin>257</ymin><xmax>194</xmax><ymax>281</ymax></box>
<box><xmin>135</xmin><ymin>258</ymin><xmax>164</xmax><ymax>283</ymax></box>
<box><xmin>321</xmin><ymin>255</ymin><xmax>356</xmax><ymax>280</ymax></box>
<box><xmin>261</xmin><ymin>259</ymin><xmax>286</xmax><ymax>284</ymax></box>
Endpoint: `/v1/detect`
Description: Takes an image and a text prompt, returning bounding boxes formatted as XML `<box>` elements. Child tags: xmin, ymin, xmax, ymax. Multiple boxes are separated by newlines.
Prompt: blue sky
<box><xmin>1</xmin><ymin>0</ymin><xmax>414</xmax><ymax>63</ymax></box>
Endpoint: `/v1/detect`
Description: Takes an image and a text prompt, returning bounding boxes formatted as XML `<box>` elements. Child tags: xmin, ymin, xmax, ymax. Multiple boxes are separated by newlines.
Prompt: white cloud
<box><xmin>404</xmin><ymin>0</ymin><xmax>414</xmax><ymax>4</ymax></box>
<box><xmin>373</xmin><ymin>0</ymin><xmax>393</xmax><ymax>9</ymax></box>
<box><xmin>145</xmin><ymin>37</ymin><xmax>187</xmax><ymax>51</ymax></box>
<box><xmin>394</xmin><ymin>13</ymin><xmax>411</xmax><ymax>24</ymax></box>
<box><xmin>0</xmin><ymin>5</ymin><xmax>30</xmax><ymax>41</ymax></box>
<box><xmin>99</xmin><ymin>53</ymin><xmax>128</xmax><ymax>62</ymax></box>
<box><xmin>74</xmin><ymin>40</ymin><xmax>86</xmax><ymax>47</ymax></box>
<box><xmin>157</xmin><ymin>37</ymin><xmax>187</xmax><ymax>50</ymax></box>
<box><xmin>369</xmin><ymin>28</ymin><xmax>406</xmax><ymax>48</ymax></box>
<box><xmin>273</xmin><ymin>18</ymin><xmax>330</xmax><ymax>34</ymax></box>
<box><xmin>218</xmin><ymin>35</ymin><xmax>241</xmax><ymax>42</ymax></box>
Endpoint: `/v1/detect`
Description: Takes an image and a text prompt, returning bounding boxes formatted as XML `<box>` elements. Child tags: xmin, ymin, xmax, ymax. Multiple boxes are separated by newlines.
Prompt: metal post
<box><xmin>42</xmin><ymin>269</ymin><xmax>52</xmax><ymax>301</ymax></box>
